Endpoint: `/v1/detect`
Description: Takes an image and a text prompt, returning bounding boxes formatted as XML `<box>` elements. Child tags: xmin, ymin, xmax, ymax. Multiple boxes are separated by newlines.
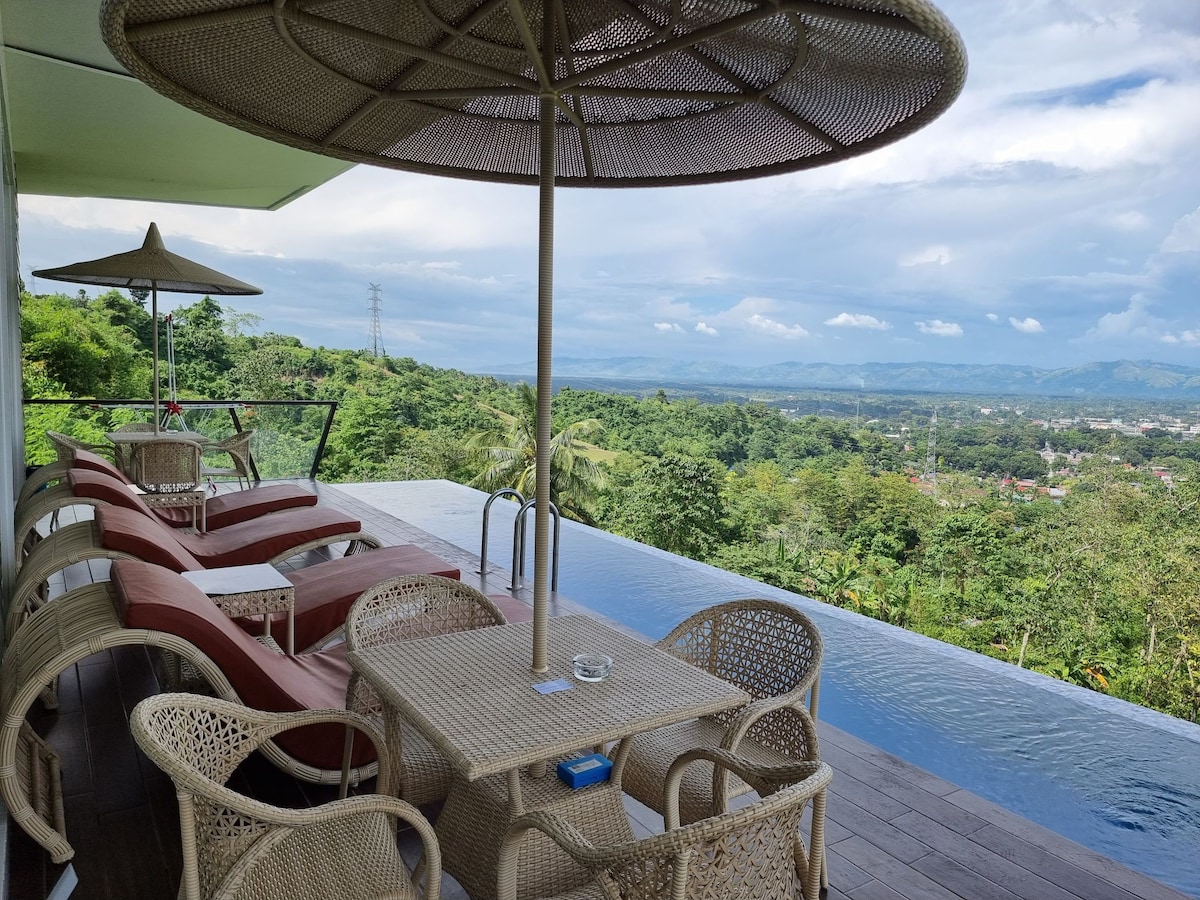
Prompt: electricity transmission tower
<box><xmin>923</xmin><ymin>407</ymin><xmax>938</xmax><ymax>486</ymax></box>
<box><xmin>368</xmin><ymin>283</ymin><xmax>385</xmax><ymax>358</ymax></box>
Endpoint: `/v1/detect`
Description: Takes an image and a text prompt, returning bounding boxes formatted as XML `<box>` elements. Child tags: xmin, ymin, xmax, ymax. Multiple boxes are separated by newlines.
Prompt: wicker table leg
<box><xmin>437</xmin><ymin>769</ymin><xmax>632</xmax><ymax>900</ymax></box>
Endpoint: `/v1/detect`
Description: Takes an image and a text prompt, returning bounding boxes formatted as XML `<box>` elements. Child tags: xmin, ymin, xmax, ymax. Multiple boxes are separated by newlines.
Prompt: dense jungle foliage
<box><xmin>21</xmin><ymin>288</ymin><xmax>1200</xmax><ymax>723</ymax></box>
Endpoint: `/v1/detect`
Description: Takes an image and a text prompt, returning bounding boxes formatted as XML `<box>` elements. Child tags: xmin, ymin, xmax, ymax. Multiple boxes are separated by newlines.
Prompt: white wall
<box><xmin>0</xmin><ymin>1</ymin><xmax>21</xmax><ymax>632</ymax></box>
<box><xmin>0</xmin><ymin>11</ymin><xmax>20</xmax><ymax>893</ymax></box>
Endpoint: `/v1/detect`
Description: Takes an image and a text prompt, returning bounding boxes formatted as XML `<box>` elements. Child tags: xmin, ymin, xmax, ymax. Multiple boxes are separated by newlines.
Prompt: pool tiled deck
<box><xmin>6</xmin><ymin>480</ymin><xmax>1192</xmax><ymax>900</ymax></box>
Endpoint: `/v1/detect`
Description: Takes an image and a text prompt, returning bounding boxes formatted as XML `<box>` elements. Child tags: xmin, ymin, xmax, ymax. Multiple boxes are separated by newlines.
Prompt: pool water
<box><xmin>341</xmin><ymin>479</ymin><xmax>1200</xmax><ymax>898</ymax></box>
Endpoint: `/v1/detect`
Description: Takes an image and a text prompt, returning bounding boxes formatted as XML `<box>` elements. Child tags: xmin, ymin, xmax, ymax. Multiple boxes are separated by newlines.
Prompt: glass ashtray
<box><xmin>572</xmin><ymin>653</ymin><xmax>613</xmax><ymax>682</ymax></box>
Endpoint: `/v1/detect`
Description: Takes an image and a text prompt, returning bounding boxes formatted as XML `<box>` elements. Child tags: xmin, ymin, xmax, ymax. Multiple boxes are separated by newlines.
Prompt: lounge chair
<box><xmin>13</xmin><ymin>467</ymin><xmax>359</xmax><ymax>574</ymax></box>
<box><xmin>498</xmin><ymin>749</ymin><xmax>833</xmax><ymax>900</ymax></box>
<box><xmin>0</xmin><ymin>560</ymin><xmax>414</xmax><ymax>863</ymax></box>
<box><xmin>74</xmin><ymin>447</ymin><xmax>318</xmax><ymax>528</ymax></box>
<box><xmin>15</xmin><ymin>450</ymin><xmax>318</xmax><ymax>551</ymax></box>
<box><xmin>131</xmin><ymin>692</ymin><xmax>443</xmax><ymax>900</ymax></box>
<box><xmin>7</xmin><ymin>510</ymin><xmax>458</xmax><ymax>651</ymax></box>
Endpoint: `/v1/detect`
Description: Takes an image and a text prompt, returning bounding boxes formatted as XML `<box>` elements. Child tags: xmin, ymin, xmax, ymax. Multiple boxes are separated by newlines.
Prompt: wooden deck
<box><xmin>5</xmin><ymin>481</ymin><xmax>1191</xmax><ymax>900</ymax></box>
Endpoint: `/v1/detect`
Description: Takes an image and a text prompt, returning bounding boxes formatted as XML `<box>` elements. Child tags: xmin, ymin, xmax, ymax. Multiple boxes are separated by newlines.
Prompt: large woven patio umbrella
<box><xmin>33</xmin><ymin>222</ymin><xmax>262</xmax><ymax>433</ymax></box>
<box><xmin>101</xmin><ymin>0</ymin><xmax>967</xmax><ymax>672</ymax></box>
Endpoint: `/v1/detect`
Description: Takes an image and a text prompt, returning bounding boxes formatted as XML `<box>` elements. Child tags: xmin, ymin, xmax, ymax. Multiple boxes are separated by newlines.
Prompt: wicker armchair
<box><xmin>499</xmin><ymin>748</ymin><xmax>833</xmax><ymax>900</ymax></box>
<box><xmin>131</xmin><ymin>693</ymin><xmax>442</xmax><ymax>900</ymax></box>
<box><xmin>45</xmin><ymin>430</ymin><xmax>115</xmax><ymax>464</ymax></box>
<box><xmin>620</xmin><ymin>599</ymin><xmax>824</xmax><ymax>828</ymax></box>
<box><xmin>342</xmin><ymin>574</ymin><xmax>507</xmax><ymax>803</ymax></box>
<box><xmin>202</xmin><ymin>429</ymin><xmax>255</xmax><ymax>489</ymax></box>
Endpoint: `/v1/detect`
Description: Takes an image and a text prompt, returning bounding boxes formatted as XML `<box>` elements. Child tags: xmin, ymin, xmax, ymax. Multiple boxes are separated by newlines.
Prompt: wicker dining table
<box><xmin>349</xmin><ymin>615</ymin><xmax>749</xmax><ymax>900</ymax></box>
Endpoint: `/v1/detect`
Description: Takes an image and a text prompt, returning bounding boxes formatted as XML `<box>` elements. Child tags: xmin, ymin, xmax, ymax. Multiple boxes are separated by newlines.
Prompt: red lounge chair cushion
<box><xmin>97</xmin><ymin>504</ymin><xmax>364</xmax><ymax>569</ymax></box>
<box><xmin>69</xmin><ymin>467</ymin><xmax>160</xmax><ymax>518</ymax></box>
<box><xmin>268</xmin><ymin>544</ymin><xmax>461</xmax><ymax>649</ymax></box>
<box><xmin>71</xmin><ymin>449</ymin><xmax>131</xmax><ymax>481</ymax></box>
<box><xmin>71</xmin><ymin>450</ymin><xmax>319</xmax><ymax>529</ymax></box>
<box><xmin>97</xmin><ymin>506</ymin><xmax>203</xmax><ymax>571</ymax></box>
<box><xmin>111</xmin><ymin>559</ymin><xmax>372</xmax><ymax>770</ymax></box>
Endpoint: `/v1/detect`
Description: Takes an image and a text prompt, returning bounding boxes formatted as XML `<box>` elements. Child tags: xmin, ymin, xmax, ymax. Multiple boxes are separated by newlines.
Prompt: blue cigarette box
<box><xmin>556</xmin><ymin>753</ymin><xmax>613</xmax><ymax>788</ymax></box>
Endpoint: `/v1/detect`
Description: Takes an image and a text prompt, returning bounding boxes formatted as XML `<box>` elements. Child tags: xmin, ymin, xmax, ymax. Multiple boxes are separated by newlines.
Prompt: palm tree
<box><xmin>467</xmin><ymin>382</ymin><xmax>606</xmax><ymax>523</ymax></box>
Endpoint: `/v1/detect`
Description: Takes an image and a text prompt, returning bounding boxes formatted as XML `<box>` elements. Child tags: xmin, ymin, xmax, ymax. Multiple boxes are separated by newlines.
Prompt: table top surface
<box><xmin>181</xmin><ymin>564</ymin><xmax>294</xmax><ymax>595</ymax></box>
<box><xmin>349</xmin><ymin>615</ymin><xmax>748</xmax><ymax>781</ymax></box>
<box><xmin>105</xmin><ymin>430</ymin><xmax>207</xmax><ymax>443</ymax></box>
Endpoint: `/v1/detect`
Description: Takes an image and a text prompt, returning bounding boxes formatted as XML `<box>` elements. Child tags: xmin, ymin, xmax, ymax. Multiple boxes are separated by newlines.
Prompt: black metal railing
<box><xmin>22</xmin><ymin>399</ymin><xmax>338</xmax><ymax>481</ymax></box>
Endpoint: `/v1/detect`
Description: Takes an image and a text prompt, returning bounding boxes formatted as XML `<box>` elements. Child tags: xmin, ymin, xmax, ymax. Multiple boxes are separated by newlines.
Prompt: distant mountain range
<box><xmin>485</xmin><ymin>358</ymin><xmax>1200</xmax><ymax>400</ymax></box>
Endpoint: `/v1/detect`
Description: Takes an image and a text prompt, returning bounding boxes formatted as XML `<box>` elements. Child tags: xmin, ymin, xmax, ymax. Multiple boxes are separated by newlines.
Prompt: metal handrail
<box><xmin>479</xmin><ymin>488</ymin><xmax>560</xmax><ymax>592</ymax></box>
<box><xmin>479</xmin><ymin>488</ymin><xmax>525</xmax><ymax>575</ymax></box>
<box><xmin>511</xmin><ymin>496</ymin><xmax>560</xmax><ymax>592</ymax></box>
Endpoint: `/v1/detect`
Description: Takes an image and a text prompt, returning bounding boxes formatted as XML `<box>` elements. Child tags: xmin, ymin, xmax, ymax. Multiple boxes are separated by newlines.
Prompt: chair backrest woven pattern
<box><xmin>659</xmin><ymin>599</ymin><xmax>823</xmax><ymax>726</ymax></box>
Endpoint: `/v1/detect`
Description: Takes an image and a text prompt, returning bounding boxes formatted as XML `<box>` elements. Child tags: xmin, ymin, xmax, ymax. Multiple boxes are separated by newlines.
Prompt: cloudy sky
<box><xmin>17</xmin><ymin>0</ymin><xmax>1200</xmax><ymax>375</ymax></box>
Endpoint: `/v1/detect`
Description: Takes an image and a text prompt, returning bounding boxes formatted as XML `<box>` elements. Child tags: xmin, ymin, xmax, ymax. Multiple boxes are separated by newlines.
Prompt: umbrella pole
<box><xmin>532</xmin><ymin>78</ymin><xmax>556</xmax><ymax>675</ymax></box>
<box><xmin>151</xmin><ymin>285</ymin><xmax>161</xmax><ymax>433</ymax></box>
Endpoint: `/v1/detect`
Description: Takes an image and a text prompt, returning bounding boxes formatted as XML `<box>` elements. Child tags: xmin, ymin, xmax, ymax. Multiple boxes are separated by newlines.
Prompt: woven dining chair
<box><xmin>499</xmin><ymin>748</ymin><xmax>833</xmax><ymax>900</ymax></box>
<box><xmin>131</xmin><ymin>692</ymin><xmax>443</xmax><ymax>900</ymax></box>
<box><xmin>130</xmin><ymin>438</ymin><xmax>204</xmax><ymax>493</ymax></box>
<box><xmin>341</xmin><ymin>574</ymin><xmax>507</xmax><ymax>803</ymax></box>
<box><xmin>201</xmin><ymin>429</ymin><xmax>255</xmax><ymax>489</ymax></box>
<box><xmin>620</xmin><ymin>599</ymin><xmax>824</xmax><ymax>828</ymax></box>
<box><xmin>108</xmin><ymin>420</ymin><xmax>156</xmax><ymax>471</ymax></box>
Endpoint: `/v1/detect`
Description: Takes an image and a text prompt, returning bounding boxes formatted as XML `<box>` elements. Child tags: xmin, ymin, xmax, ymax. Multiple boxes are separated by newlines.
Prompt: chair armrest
<box><xmin>719</xmin><ymin>694</ymin><xmax>820</xmax><ymax>754</ymax></box>
<box><xmin>497</xmin><ymin>811</ymin><xmax>599</xmax><ymax>900</ymax></box>
<box><xmin>664</xmin><ymin>747</ymin><xmax>828</xmax><ymax>827</ymax></box>
<box><xmin>265</xmin><ymin>531</ymin><xmax>383</xmax><ymax>565</ymax></box>
<box><xmin>711</xmin><ymin>702</ymin><xmax>820</xmax><ymax>815</ymax></box>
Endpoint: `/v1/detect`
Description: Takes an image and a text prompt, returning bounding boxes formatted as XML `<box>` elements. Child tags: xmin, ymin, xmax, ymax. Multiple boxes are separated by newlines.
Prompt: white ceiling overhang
<box><xmin>1</xmin><ymin>0</ymin><xmax>353</xmax><ymax>210</ymax></box>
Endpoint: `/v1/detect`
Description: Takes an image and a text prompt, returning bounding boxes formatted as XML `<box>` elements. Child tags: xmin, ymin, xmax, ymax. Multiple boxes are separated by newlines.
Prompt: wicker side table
<box><xmin>181</xmin><ymin>564</ymin><xmax>296</xmax><ymax>654</ymax></box>
<box><xmin>136</xmin><ymin>486</ymin><xmax>208</xmax><ymax>531</ymax></box>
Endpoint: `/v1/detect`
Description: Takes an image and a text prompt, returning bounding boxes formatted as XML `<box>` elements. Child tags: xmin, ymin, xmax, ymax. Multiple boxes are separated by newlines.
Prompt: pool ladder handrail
<box><xmin>479</xmin><ymin>488</ymin><xmax>560</xmax><ymax>592</ymax></box>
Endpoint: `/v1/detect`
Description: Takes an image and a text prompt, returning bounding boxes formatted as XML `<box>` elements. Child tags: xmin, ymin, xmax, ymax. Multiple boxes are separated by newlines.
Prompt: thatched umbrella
<box><xmin>33</xmin><ymin>222</ymin><xmax>261</xmax><ymax>433</ymax></box>
<box><xmin>101</xmin><ymin>0</ymin><xmax>967</xmax><ymax>671</ymax></box>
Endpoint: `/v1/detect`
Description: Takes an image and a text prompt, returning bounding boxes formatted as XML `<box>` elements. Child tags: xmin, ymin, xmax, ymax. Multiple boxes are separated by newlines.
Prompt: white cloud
<box><xmin>1083</xmin><ymin>294</ymin><xmax>1165</xmax><ymax>341</ymax></box>
<box><xmin>1009</xmin><ymin>317</ymin><xmax>1044</xmax><ymax>333</ymax></box>
<box><xmin>14</xmin><ymin>0</ymin><xmax>1200</xmax><ymax>373</ymax></box>
<box><xmin>899</xmin><ymin>245</ymin><xmax>953</xmax><ymax>267</ymax></box>
<box><xmin>916</xmin><ymin>319</ymin><xmax>964</xmax><ymax>337</ymax></box>
<box><xmin>1161</xmin><ymin>207</ymin><xmax>1200</xmax><ymax>253</ymax></box>
<box><xmin>825</xmin><ymin>312</ymin><xmax>891</xmax><ymax>330</ymax></box>
<box><xmin>1105</xmin><ymin>211</ymin><xmax>1151</xmax><ymax>232</ymax></box>
<box><xmin>706</xmin><ymin>297</ymin><xmax>809</xmax><ymax>340</ymax></box>
<box><xmin>746</xmin><ymin>314</ymin><xmax>809</xmax><ymax>339</ymax></box>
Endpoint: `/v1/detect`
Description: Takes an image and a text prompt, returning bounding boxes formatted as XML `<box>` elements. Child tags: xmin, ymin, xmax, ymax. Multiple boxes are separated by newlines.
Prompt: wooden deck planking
<box><xmin>5</xmin><ymin>479</ymin><xmax>1192</xmax><ymax>900</ymax></box>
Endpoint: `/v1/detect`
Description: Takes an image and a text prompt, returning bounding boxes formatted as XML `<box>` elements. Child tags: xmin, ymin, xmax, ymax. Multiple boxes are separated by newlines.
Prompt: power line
<box><xmin>923</xmin><ymin>407</ymin><xmax>938</xmax><ymax>486</ymax></box>
<box><xmin>368</xmin><ymin>283</ymin><xmax>385</xmax><ymax>358</ymax></box>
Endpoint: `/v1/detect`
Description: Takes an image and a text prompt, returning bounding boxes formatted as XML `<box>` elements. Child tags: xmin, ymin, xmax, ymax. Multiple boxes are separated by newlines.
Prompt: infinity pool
<box><xmin>342</xmin><ymin>480</ymin><xmax>1200</xmax><ymax>898</ymax></box>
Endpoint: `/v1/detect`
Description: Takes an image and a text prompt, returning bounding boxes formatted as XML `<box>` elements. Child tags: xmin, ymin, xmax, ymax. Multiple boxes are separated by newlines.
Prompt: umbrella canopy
<box><xmin>101</xmin><ymin>0</ymin><xmax>967</xmax><ymax>671</ymax></box>
<box><xmin>33</xmin><ymin>222</ymin><xmax>261</xmax><ymax>432</ymax></box>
